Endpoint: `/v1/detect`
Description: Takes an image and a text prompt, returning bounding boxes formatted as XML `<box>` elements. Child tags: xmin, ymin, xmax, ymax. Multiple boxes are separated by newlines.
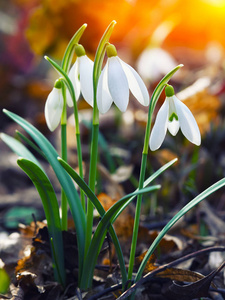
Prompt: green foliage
<box><xmin>2</xmin><ymin>21</ymin><xmax>225</xmax><ymax>298</ymax></box>
<box><xmin>17</xmin><ymin>158</ymin><xmax>65</xmax><ymax>286</ymax></box>
<box><xmin>0</xmin><ymin>268</ymin><xmax>10</xmax><ymax>294</ymax></box>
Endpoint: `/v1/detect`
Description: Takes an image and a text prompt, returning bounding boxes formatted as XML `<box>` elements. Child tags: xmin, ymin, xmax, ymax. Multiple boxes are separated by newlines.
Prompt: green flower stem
<box><xmin>61</xmin><ymin>124</ymin><xmax>68</xmax><ymax>230</ymax></box>
<box><xmin>61</xmin><ymin>24</ymin><xmax>87</xmax><ymax>213</ymax></box>
<box><xmin>85</xmin><ymin>122</ymin><xmax>99</xmax><ymax>256</ymax></box>
<box><xmin>61</xmin><ymin>84</ymin><xmax>68</xmax><ymax>230</ymax></box>
<box><xmin>77</xmin><ymin>132</ymin><xmax>86</xmax><ymax>212</ymax></box>
<box><xmin>85</xmin><ymin>20</ymin><xmax>116</xmax><ymax>257</ymax></box>
<box><xmin>85</xmin><ymin>105</ymin><xmax>99</xmax><ymax>257</ymax></box>
<box><xmin>128</xmin><ymin>64</ymin><xmax>183</xmax><ymax>284</ymax></box>
<box><xmin>127</xmin><ymin>153</ymin><xmax>147</xmax><ymax>280</ymax></box>
<box><xmin>72</xmin><ymin>100</ymin><xmax>86</xmax><ymax>214</ymax></box>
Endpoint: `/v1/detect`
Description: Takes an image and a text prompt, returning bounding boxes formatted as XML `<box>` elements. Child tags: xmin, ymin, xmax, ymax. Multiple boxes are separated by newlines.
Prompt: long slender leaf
<box><xmin>135</xmin><ymin>177</ymin><xmax>225</xmax><ymax>282</ymax></box>
<box><xmin>58</xmin><ymin>157</ymin><xmax>177</xmax><ymax>288</ymax></box>
<box><xmin>81</xmin><ymin>185</ymin><xmax>161</xmax><ymax>289</ymax></box>
<box><xmin>59</xmin><ymin>156</ymin><xmax>177</xmax><ymax>221</ymax></box>
<box><xmin>3</xmin><ymin>109</ymin><xmax>86</xmax><ymax>282</ymax></box>
<box><xmin>16</xmin><ymin>130</ymin><xmax>46</xmax><ymax>159</ymax></box>
<box><xmin>112</xmin><ymin>158</ymin><xmax>178</xmax><ymax>222</ymax></box>
<box><xmin>0</xmin><ymin>133</ymin><xmax>42</xmax><ymax>169</ymax></box>
<box><xmin>58</xmin><ymin>157</ymin><xmax>127</xmax><ymax>288</ymax></box>
<box><xmin>17</xmin><ymin>158</ymin><xmax>65</xmax><ymax>286</ymax></box>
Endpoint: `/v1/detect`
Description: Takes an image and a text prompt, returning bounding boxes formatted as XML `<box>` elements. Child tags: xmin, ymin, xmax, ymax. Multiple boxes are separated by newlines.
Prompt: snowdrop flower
<box><xmin>67</xmin><ymin>44</ymin><xmax>94</xmax><ymax>107</ymax></box>
<box><xmin>45</xmin><ymin>79</ymin><xmax>63</xmax><ymax>131</ymax></box>
<box><xmin>97</xmin><ymin>44</ymin><xmax>149</xmax><ymax>114</ymax></box>
<box><xmin>149</xmin><ymin>85</ymin><xmax>201</xmax><ymax>151</ymax></box>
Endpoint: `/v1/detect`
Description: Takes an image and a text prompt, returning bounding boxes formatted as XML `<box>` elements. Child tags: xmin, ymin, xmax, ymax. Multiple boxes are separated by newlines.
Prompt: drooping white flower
<box><xmin>67</xmin><ymin>44</ymin><xmax>94</xmax><ymax>107</ymax></box>
<box><xmin>44</xmin><ymin>79</ymin><xmax>63</xmax><ymax>132</ymax></box>
<box><xmin>97</xmin><ymin>44</ymin><xmax>149</xmax><ymax>114</ymax></box>
<box><xmin>149</xmin><ymin>85</ymin><xmax>201</xmax><ymax>151</ymax></box>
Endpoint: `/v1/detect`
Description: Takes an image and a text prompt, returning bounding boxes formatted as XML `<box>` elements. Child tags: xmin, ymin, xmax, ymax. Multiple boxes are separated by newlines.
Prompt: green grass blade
<box><xmin>15</xmin><ymin>130</ymin><xmax>46</xmax><ymax>159</ymax></box>
<box><xmin>58</xmin><ymin>157</ymin><xmax>127</xmax><ymax>287</ymax></box>
<box><xmin>58</xmin><ymin>157</ymin><xmax>177</xmax><ymax>288</ymax></box>
<box><xmin>17</xmin><ymin>158</ymin><xmax>65</xmax><ymax>286</ymax></box>
<box><xmin>0</xmin><ymin>133</ymin><xmax>42</xmax><ymax>169</ymax></box>
<box><xmin>135</xmin><ymin>177</ymin><xmax>225</xmax><ymax>282</ymax></box>
<box><xmin>113</xmin><ymin>158</ymin><xmax>178</xmax><ymax>222</ymax></box>
<box><xmin>81</xmin><ymin>185</ymin><xmax>161</xmax><ymax>289</ymax></box>
<box><xmin>3</xmin><ymin>109</ymin><xmax>86</xmax><ymax>281</ymax></box>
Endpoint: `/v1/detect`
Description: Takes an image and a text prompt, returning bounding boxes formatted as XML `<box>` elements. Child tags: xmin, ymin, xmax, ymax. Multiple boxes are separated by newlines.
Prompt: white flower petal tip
<box><xmin>149</xmin><ymin>94</ymin><xmax>201</xmax><ymax>151</ymax></box>
<box><xmin>44</xmin><ymin>87</ymin><xmax>63</xmax><ymax>131</ymax></box>
<box><xmin>97</xmin><ymin>55</ymin><xmax>149</xmax><ymax>114</ymax></box>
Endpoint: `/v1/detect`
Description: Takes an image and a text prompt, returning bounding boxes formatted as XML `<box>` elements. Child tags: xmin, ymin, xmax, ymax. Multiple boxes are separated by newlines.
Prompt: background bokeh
<box><xmin>1</xmin><ymin>0</ymin><xmax>225</xmax><ymax>205</ymax></box>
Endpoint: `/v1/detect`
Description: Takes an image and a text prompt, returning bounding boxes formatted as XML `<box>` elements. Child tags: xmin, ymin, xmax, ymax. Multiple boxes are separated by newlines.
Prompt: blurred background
<box><xmin>1</xmin><ymin>0</ymin><xmax>225</xmax><ymax>219</ymax></box>
<box><xmin>1</xmin><ymin>0</ymin><xmax>225</xmax><ymax>127</ymax></box>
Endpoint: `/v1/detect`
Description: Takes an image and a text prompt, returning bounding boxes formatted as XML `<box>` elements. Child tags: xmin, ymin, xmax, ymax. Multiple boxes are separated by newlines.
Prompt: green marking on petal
<box><xmin>169</xmin><ymin>112</ymin><xmax>178</xmax><ymax>122</ymax></box>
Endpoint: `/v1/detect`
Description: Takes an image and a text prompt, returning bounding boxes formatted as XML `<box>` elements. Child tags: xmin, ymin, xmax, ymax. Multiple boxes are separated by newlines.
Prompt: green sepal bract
<box><xmin>61</xmin><ymin>23</ymin><xmax>87</xmax><ymax>73</ymax></box>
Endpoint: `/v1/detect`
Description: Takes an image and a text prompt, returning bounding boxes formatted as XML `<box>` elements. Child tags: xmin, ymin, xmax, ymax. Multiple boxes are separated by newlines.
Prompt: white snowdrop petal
<box><xmin>66</xmin><ymin>91</ymin><xmax>73</xmax><ymax>107</ymax></box>
<box><xmin>97</xmin><ymin>62</ymin><xmax>113</xmax><ymax>114</ymax></box>
<box><xmin>174</xmin><ymin>96</ymin><xmax>201</xmax><ymax>145</ymax></box>
<box><xmin>108</xmin><ymin>57</ymin><xmax>129</xmax><ymax>112</ymax></box>
<box><xmin>79</xmin><ymin>55</ymin><xmax>94</xmax><ymax>107</ymax></box>
<box><xmin>44</xmin><ymin>88</ymin><xmax>63</xmax><ymax>131</ymax></box>
<box><xmin>119</xmin><ymin>58</ymin><xmax>149</xmax><ymax>106</ymax></box>
<box><xmin>149</xmin><ymin>99</ymin><xmax>169</xmax><ymax>151</ymax></box>
<box><xmin>68</xmin><ymin>61</ymin><xmax>81</xmax><ymax>101</ymax></box>
<box><xmin>167</xmin><ymin>119</ymin><xmax>179</xmax><ymax>136</ymax></box>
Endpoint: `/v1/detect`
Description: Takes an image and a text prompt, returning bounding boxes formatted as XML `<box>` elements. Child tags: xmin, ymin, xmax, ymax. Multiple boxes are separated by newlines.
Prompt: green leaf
<box><xmin>113</xmin><ymin>158</ymin><xmax>178</xmax><ymax>222</ymax></box>
<box><xmin>16</xmin><ymin>130</ymin><xmax>46</xmax><ymax>159</ymax></box>
<box><xmin>17</xmin><ymin>158</ymin><xmax>65</xmax><ymax>286</ymax></box>
<box><xmin>58</xmin><ymin>157</ymin><xmax>127</xmax><ymax>288</ymax></box>
<box><xmin>3</xmin><ymin>109</ymin><xmax>86</xmax><ymax>281</ymax></box>
<box><xmin>0</xmin><ymin>268</ymin><xmax>10</xmax><ymax>294</ymax></box>
<box><xmin>0</xmin><ymin>133</ymin><xmax>42</xmax><ymax>169</ymax></box>
<box><xmin>81</xmin><ymin>184</ymin><xmax>161</xmax><ymax>289</ymax></box>
<box><xmin>135</xmin><ymin>177</ymin><xmax>225</xmax><ymax>282</ymax></box>
<box><xmin>58</xmin><ymin>156</ymin><xmax>177</xmax><ymax>289</ymax></box>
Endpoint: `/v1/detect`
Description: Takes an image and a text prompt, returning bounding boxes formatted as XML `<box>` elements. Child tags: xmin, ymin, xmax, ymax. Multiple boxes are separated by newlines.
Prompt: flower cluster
<box><xmin>45</xmin><ymin>43</ymin><xmax>201</xmax><ymax>150</ymax></box>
